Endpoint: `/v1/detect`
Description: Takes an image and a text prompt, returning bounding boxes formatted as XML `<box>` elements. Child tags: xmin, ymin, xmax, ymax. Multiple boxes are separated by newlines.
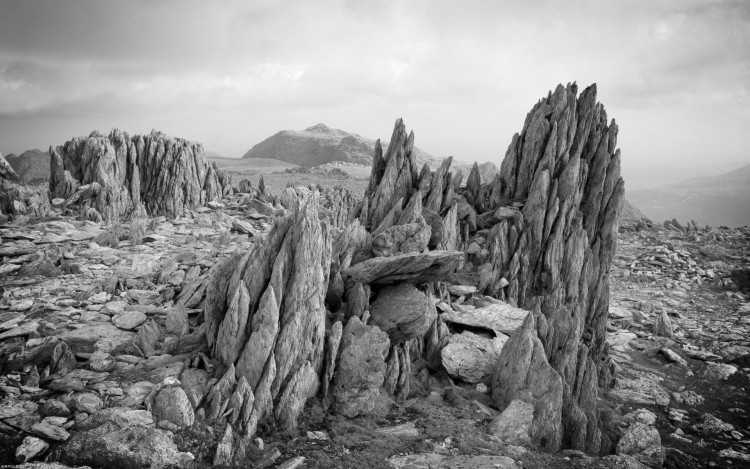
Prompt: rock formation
<box><xmin>0</xmin><ymin>152</ymin><xmax>51</xmax><ymax>218</ymax></box>
<box><xmin>49</xmin><ymin>130</ymin><xmax>232</xmax><ymax>220</ymax></box>
<box><xmin>0</xmin><ymin>152</ymin><xmax>19</xmax><ymax>182</ymax></box>
<box><xmin>202</xmin><ymin>192</ymin><xmax>331</xmax><ymax>460</ymax></box>
<box><xmin>4</xmin><ymin>149</ymin><xmax>51</xmax><ymax>184</ymax></box>
<box><xmin>477</xmin><ymin>83</ymin><xmax>623</xmax><ymax>452</ymax></box>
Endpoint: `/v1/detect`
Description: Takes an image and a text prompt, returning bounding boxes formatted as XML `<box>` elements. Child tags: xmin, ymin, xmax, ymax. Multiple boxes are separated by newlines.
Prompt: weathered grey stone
<box><xmin>16</xmin><ymin>436</ymin><xmax>48</xmax><ymax>463</ymax></box>
<box><xmin>442</xmin><ymin>331</ymin><xmax>508</xmax><ymax>384</ymax></box>
<box><xmin>152</xmin><ymin>387</ymin><xmax>194</xmax><ymax>428</ymax></box>
<box><xmin>333</xmin><ymin>317</ymin><xmax>390</xmax><ymax>418</ymax></box>
<box><xmin>441</xmin><ymin>302</ymin><xmax>528</xmax><ymax>336</ymax></box>
<box><xmin>652</xmin><ymin>310</ymin><xmax>673</xmax><ymax>338</ymax></box>
<box><xmin>165</xmin><ymin>307</ymin><xmax>190</xmax><ymax>337</ymax></box>
<box><xmin>615</xmin><ymin>423</ymin><xmax>665</xmax><ymax>468</ymax></box>
<box><xmin>388</xmin><ymin>453</ymin><xmax>516</xmax><ymax>469</ymax></box>
<box><xmin>205</xmin><ymin>194</ymin><xmax>331</xmax><ymax>436</ymax></box>
<box><xmin>369</xmin><ymin>284</ymin><xmax>435</xmax><ymax>344</ymax></box>
<box><xmin>481</xmin><ymin>83</ymin><xmax>623</xmax><ymax>453</ymax></box>
<box><xmin>491</xmin><ymin>313</ymin><xmax>563</xmax><ymax>451</ymax></box>
<box><xmin>343</xmin><ymin>250</ymin><xmax>463</xmax><ymax>287</ymax></box>
<box><xmin>61</xmin><ymin>421</ymin><xmax>194</xmax><ymax>469</ymax></box>
<box><xmin>50</xmin><ymin>130</ymin><xmax>231</xmax><ymax>220</ymax></box>
<box><xmin>112</xmin><ymin>311</ymin><xmax>147</xmax><ymax>330</ymax></box>
<box><xmin>181</xmin><ymin>368</ymin><xmax>209</xmax><ymax>409</ymax></box>
<box><xmin>371</xmin><ymin>220</ymin><xmax>431</xmax><ymax>257</ymax></box>
<box><xmin>488</xmin><ymin>399</ymin><xmax>534</xmax><ymax>446</ymax></box>
<box><xmin>69</xmin><ymin>392</ymin><xmax>104</xmax><ymax>414</ymax></box>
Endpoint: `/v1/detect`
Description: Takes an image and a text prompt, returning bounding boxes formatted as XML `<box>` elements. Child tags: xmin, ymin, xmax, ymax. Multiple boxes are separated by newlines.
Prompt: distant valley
<box><xmin>627</xmin><ymin>163</ymin><xmax>750</xmax><ymax>227</ymax></box>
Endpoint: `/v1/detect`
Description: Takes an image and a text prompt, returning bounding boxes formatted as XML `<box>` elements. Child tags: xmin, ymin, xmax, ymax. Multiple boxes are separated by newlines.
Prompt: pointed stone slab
<box><xmin>441</xmin><ymin>302</ymin><xmax>529</xmax><ymax>336</ymax></box>
<box><xmin>342</xmin><ymin>250</ymin><xmax>463</xmax><ymax>287</ymax></box>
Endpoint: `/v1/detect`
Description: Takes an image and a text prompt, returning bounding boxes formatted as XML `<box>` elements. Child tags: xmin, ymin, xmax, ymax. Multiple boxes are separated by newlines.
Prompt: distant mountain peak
<box><xmin>305</xmin><ymin>123</ymin><xmax>334</xmax><ymax>133</ymax></box>
<box><xmin>242</xmin><ymin>122</ymin><xmax>500</xmax><ymax>183</ymax></box>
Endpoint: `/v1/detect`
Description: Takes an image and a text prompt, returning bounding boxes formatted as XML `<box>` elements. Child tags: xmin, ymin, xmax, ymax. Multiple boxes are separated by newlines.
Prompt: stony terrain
<box><xmin>0</xmin><ymin>83</ymin><xmax>748</xmax><ymax>469</ymax></box>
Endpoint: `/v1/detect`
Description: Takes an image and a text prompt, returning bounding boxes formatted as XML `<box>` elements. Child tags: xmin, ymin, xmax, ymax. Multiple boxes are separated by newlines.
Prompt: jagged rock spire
<box><xmin>484</xmin><ymin>83</ymin><xmax>624</xmax><ymax>453</ymax></box>
<box><xmin>49</xmin><ymin>130</ymin><xmax>231</xmax><ymax>220</ymax></box>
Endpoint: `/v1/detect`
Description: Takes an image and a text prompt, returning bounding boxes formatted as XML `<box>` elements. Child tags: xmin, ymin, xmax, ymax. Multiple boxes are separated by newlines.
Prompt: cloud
<box><xmin>0</xmin><ymin>0</ymin><xmax>748</xmax><ymax>172</ymax></box>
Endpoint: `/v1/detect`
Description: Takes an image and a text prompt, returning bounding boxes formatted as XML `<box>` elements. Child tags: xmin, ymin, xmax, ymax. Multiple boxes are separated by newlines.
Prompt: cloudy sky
<box><xmin>0</xmin><ymin>0</ymin><xmax>748</xmax><ymax>186</ymax></box>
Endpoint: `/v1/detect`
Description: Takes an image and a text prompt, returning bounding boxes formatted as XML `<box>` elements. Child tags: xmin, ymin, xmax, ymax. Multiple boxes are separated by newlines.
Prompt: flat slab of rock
<box><xmin>112</xmin><ymin>311</ymin><xmax>148</xmax><ymax>330</ymax></box>
<box><xmin>58</xmin><ymin>323</ymin><xmax>134</xmax><ymax>354</ymax></box>
<box><xmin>343</xmin><ymin>250</ymin><xmax>463</xmax><ymax>286</ymax></box>
<box><xmin>388</xmin><ymin>453</ymin><xmax>516</xmax><ymax>469</ymax></box>
<box><xmin>441</xmin><ymin>331</ymin><xmax>508</xmax><ymax>383</ymax></box>
<box><xmin>441</xmin><ymin>303</ymin><xmax>528</xmax><ymax>335</ymax></box>
<box><xmin>369</xmin><ymin>284</ymin><xmax>435</xmax><ymax>344</ymax></box>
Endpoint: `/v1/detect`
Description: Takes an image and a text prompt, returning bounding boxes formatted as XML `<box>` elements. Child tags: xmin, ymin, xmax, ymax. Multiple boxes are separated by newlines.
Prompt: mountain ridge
<box><xmin>627</xmin><ymin>163</ymin><xmax>750</xmax><ymax>227</ymax></box>
<box><xmin>242</xmin><ymin>122</ymin><xmax>499</xmax><ymax>182</ymax></box>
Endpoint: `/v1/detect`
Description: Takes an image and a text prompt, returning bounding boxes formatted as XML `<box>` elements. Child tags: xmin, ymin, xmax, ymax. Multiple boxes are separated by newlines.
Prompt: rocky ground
<box><xmin>0</xmin><ymin>88</ymin><xmax>748</xmax><ymax>469</ymax></box>
<box><xmin>605</xmin><ymin>220</ymin><xmax>750</xmax><ymax>468</ymax></box>
<box><xmin>0</xmin><ymin>187</ymin><xmax>748</xmax><ymax>468</ymax></box>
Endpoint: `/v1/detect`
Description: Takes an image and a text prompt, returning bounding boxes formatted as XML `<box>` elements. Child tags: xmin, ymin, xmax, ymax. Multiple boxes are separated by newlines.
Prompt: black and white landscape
<box><xmin>0</xmin><ymin>2</ymin><xmax>748</xmax><ymax>469</ymax></box>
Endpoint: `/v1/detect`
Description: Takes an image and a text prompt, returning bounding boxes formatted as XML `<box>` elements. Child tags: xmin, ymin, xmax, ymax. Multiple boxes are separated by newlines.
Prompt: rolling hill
<box><xmin>627</xmin><ymin>163</ymin><xmax>750</xmax><ymax>227</ymax></box>
<box><xmin>242</xmin><ymin>123</ymin><xmax>499</xmax><ymax>182</ymax></box>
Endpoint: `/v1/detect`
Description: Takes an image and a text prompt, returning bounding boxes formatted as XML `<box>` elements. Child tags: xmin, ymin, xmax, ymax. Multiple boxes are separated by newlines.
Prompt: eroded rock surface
<box><xmin>50</xmin><ymin>130</ymin><xmax>231</xmax><ymax>220</ymax></box>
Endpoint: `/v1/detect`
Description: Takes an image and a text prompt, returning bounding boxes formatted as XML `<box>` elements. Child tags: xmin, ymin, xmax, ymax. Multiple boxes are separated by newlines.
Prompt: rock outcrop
<box><xmin>49</xmin><ymin>130</ymin><xmax>231</xmax><ymax>220</ymax></box>
<box><xmin>0</xmin><ymin>152</ymin><xmax>20</xmax><ymax>182</ymax></box>
<box><xmin>202</xmin><ymin>192</ymin><xmax>331</xmax><ymax>459</ymax></box>
<box><xmin>0</xmin><ymin>152</ymin><xmax>51</xmax><ymax>218</ymax></box>
<box><xmin>480</xmin><ymin>83</ymin><xmax>623</xmax><ymax>453</ymax></box>
<box><xmin>4</xmin><ymin>149</ymin><xmax>51</xmax><ymax>184</ymax></box>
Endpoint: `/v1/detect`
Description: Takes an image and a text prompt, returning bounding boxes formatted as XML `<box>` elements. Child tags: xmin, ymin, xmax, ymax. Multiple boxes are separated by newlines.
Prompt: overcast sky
<box><xmin>0</xmin><ymin>0</ymin><xmax>748</xmax><ymax>186</ymax></box>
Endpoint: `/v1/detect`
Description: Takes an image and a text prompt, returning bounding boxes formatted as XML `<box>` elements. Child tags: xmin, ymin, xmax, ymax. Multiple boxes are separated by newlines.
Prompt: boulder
<box><xmin>441</xmin><ymin>331</ymin><xmax>508</xmax><ymax>383</ymax></box>
<box><xmin>332</xmin><ymin>317</ymin><xmax>390</xmax><ymax>418</ymax></box>
<box><xmin>152</xmin><ymin>387</ymin><xmax>194</xmax><ymax>428</ymax></box>
<box><xmin>369</xmin><ymin>284</ymin><xmax>435</xmax><ymax>344</ymax></box>
<box><xmin>652</xmin><ymin>310</ymin><xmax>673</xmax><ymax>338</ymax></box>
<box><xmin>615</xmin><ymin>423</ymin><xmax>665</xmax><ymax>468</ymax></box>
<box><xmin>61</xmin><ymin>422</ymin><xmax>194</xmax><ymax>469</ymax></box>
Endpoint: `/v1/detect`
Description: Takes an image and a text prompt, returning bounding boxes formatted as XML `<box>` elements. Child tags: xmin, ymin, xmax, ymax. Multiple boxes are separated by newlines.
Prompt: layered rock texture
<box><xmin>0</xmin><ymin>152</ymin><xmax>19</xmax><ymax>182</ymax></box>
<box><xmin>0</xmin><ymin>152</ymin><xmax>51</xmax><ymax>218</ymax></box>
<box><xmin>4</xmin><ymin>149</ymin><xmax>51</xmax><ymax>184</ymax></box>
<box><xmin>49</xmin><ymin>130</ymin><xmax>231</xmax><ymax>220</ymax></box>
<box><xmin>479</xmin><ymin>83</ymin><xmax>623</xmax><ymax>452</ymax></box>
<box><xmin>203</xmin><ymin>193</ymin><xmax>332</xmax><ymax>460</ymax></box>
